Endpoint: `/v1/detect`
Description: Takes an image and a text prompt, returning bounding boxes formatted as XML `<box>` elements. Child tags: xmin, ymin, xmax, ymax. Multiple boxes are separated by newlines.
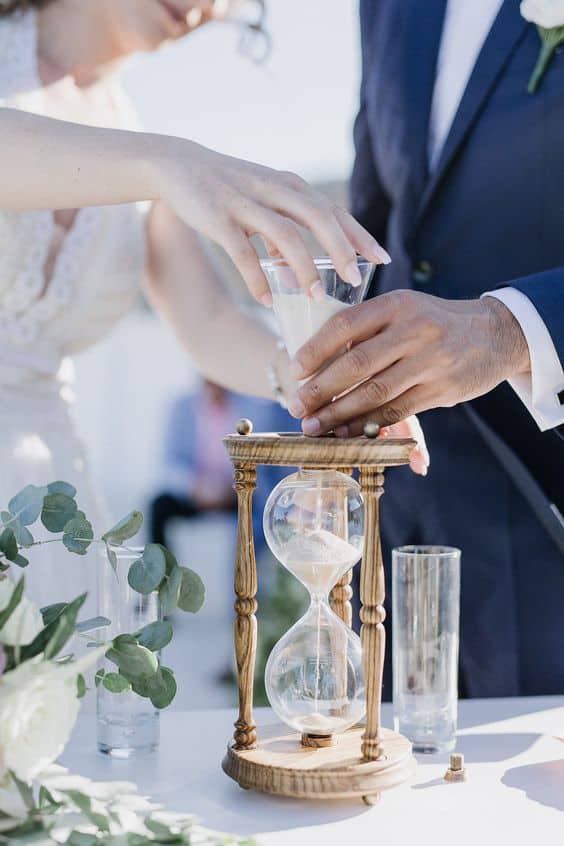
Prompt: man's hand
<box><xmin>287</xmin><ymin>290</ymin><xmax>530</xmax><ymax>440</ymax></box>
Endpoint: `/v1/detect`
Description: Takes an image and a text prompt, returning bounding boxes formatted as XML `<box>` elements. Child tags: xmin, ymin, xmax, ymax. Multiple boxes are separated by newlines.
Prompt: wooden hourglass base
<box><xmin>222</xmin><ymin>723</ymin><xmax>415</xmax><ymax>803</ymax></box>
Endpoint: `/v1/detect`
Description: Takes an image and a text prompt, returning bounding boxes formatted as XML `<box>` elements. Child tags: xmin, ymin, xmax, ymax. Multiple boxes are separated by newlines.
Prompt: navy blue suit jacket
<box><xmin>352</xmin><ymin>0</ymin><xmax>564</xmax><ymax>511</ymax></box>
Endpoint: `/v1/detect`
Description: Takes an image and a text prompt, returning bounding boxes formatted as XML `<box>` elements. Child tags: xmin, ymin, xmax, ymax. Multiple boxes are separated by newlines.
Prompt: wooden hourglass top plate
<box><xmin>222</xmin><ymin>723</ymin><xmax>416</xmax><ymax>801</ymax></box>
<box><xmin>223</xmin><ymin>432</ymin><xmax>416</xmax><ymax>468</ymax></box>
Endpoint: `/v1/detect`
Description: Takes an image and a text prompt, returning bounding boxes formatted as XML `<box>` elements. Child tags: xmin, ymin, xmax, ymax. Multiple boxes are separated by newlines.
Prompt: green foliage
<box><xmin>136</xmin><ymin>620</ymin><xmax>173</xmax><ymax>652</ymax></box>
<box><xmin>8</xmin><ymin>484</ymin><xmax>48</xmax><ymax>526</ymax></box>
<box><xmin>76</xmin><ymin>674</ymin><xmax>87</xmax><ymax>699</ymax></box>
<box><xmin>0</xmin><ymin>527</ymin><xmax>17</xmax><ymax>560</ymax></box>
<box><xmin>0</xmin><ymin>480</ymin><xmax>206</xmax><ymax>715</ymax></box>
<box><xmin>41</xmin><ymin>492</ymin><xmax>77</xmax><ymax>532</ymax></box>
<box><xmin>0</xmin><ymin>575</ymin><xmax>24</xmax><ymax>630</ymax></box>
<box><xmin>102</xmin><ymin>510</ymin><xmax>144</xmax><ymax>545</ymax></box>
<box><xmin>102</xmin><ymin>672</ymin><xmax>131</xmax><ymax>693</ymax></box>
<box><xmin>128</xmin><ymin>544</ymin><xmax>166</xmax><ymax>594</ymax></box>
<box><xmin>62</xmin><ymin>514</ymin><xmax>93</xmax><ymax>555</ymax></box>
<box><xmin>22</xmin><ymin>594</ymin><xmax>86</xmax><ymax>661</ymax></box>
<box><xmin>177</xmin><ymin>566</ymin><xmax>205</xmax><ymax>613</ymax></box>
<box><xmin>106</xmin><ymin>635</ymin><xmax>159</xmax><ymax>681</ymax></box>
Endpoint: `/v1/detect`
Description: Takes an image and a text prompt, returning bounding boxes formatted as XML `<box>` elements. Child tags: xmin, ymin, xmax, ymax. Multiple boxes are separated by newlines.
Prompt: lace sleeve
<box><xmin>0</xmin><ymin>9</ymin><xmax>41</xmax><ymax>101</ymax></box>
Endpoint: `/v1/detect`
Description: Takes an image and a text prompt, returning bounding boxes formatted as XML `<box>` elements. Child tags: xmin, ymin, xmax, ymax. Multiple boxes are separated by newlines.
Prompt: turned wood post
<box><xmin>330</xmin><ymin>466</ymin><xmax>353</xmax><ymax>627</ymax></box>
<box><xmin>359</xmin><ymin>466</ymin><xmax>386</xmax><ymax>761</ymax></box>
<box><xmin>232</xmin><ymin>461</ymin><xmax>258</xmax><ymax>749</ymax></box>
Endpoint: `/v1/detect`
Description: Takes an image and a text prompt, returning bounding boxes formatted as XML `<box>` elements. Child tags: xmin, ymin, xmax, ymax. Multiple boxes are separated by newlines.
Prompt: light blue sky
<box><xmin>121</xmin><ymin>0</ymin><xmax>360</xmax><ymax>184</ymax></box>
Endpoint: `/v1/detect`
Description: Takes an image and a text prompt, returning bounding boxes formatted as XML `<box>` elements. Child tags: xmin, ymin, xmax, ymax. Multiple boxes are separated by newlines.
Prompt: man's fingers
<box><xmin>292</xmin><ymin>296</ymin><xmax>396</xmax><ymax>380</ymax></box>
<box><xmin>335</xmin><ymin>413</ymin><xmax>429</xmax><ymax>476</ymax></box>
<box><xmin>289</xmin><ymin>330</ymin><xmax>408</xmax><ymax>418</ymax></box>
<box><xmin>300</xmin><ymin>362</ymin><xmax>420</xmax><ymax>435</ymax></box>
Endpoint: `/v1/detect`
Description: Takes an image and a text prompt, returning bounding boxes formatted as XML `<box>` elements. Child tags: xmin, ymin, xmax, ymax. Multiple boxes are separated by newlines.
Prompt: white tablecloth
<box><xmin>63</xmin><ymin>697</ymin><xmax>564</xmax><ymax>845</ymax></box>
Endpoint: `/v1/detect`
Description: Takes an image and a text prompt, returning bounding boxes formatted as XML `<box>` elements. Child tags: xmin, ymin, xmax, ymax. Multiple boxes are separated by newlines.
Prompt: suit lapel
<box><xmin>415</xmin><ymin>0</ymin><xmax>529</xmax><ymax>226</ymax></box>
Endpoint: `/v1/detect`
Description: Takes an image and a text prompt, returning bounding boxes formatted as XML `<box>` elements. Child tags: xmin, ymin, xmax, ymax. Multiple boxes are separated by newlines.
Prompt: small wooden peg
<box><xmin>444</xmin><ymin>753</ymin><xmax>467</xmax><ymax>782</ymax></box>
<box><xmin>236</xmin><ymin>418</ymin><xmax>253</xmax><ymax>435</ymax></box>
<box><xmin>363</xmin><ymin>421</ymin><xmax>380</xmax><ymax>439</ymax></box>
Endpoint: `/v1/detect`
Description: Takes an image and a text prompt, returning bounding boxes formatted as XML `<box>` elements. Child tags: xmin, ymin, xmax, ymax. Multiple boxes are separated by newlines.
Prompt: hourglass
<box><xmin>222</xmin><ymin>424</ymin><xmax>417</xmax><ymax>803</ymax></box>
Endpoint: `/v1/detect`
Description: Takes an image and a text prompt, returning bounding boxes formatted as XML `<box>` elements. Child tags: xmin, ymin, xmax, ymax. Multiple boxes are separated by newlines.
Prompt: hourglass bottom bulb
<box><xmin>265</xmin><ymin>600</ymin><xmax>365</xmax><ymax>737</ymax></box>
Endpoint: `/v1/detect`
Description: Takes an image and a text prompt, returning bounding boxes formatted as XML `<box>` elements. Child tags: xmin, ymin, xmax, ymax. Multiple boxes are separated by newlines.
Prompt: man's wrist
<box><xmin>482</xmin><ymin>295</ymin><xmax>531</xmax><ymax>378</ymax></box>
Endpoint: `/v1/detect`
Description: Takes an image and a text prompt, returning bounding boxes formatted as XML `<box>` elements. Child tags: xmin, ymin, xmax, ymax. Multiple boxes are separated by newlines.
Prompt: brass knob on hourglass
<box><xmin>363</xmin><ymin>422</ymin><xmax>380</xmax><ymax>439</ymax></box>
<box><xmin>236</xmin><ymin>418</ymin><xmax>253</xmax><ymax>435</ymax></box>
<box><xmin>444</xmin><ymin>753</ymin><xmax>466</xmax><ymax>782</ymax></box>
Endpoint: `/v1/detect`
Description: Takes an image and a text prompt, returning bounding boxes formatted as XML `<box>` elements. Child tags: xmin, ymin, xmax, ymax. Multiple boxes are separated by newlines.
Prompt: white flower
<box><xmin>0</xmin><ymin>647</ymin><xmax>107</xmax><ymax>783</ymax></box>
<box><xmin>521</xmin><ymin>0</ymin><xmax>564</xmax><ymax>28</ymax></box>
<box><xmin>0</xmin><ymin>577</ymin><xmax>43</xmax><ymax>647</ymax></box>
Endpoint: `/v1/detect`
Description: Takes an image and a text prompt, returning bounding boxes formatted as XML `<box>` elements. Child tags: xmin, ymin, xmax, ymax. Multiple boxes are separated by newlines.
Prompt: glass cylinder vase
<box><xmin>97</xmin><ymin>546</ymin><xmax>160</xmax><ymax>758</ymax></box>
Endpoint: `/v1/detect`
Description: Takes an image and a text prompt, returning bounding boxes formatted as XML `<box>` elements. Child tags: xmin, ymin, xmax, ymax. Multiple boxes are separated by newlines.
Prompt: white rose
<box><xmin>0</xmin><ymin>578</ymin><xmax>43</xmax><ymax>647</ymax></box>
<box><xmin>0</xmin><ymin>647</ymin><xmax>107</xmax><ymax>783</ymax></box>
<box><xmin>521</xmin><ymin>0</ymin><xmax>564</xmax><ymax>28</ymax></box>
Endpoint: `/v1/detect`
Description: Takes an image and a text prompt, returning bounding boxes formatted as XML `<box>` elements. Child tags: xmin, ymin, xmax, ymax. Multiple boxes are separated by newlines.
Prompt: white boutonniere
<box><xmin>521</xmin><ymin>1</ymin><xmax>564</xmax><ymax>92</ymax></box>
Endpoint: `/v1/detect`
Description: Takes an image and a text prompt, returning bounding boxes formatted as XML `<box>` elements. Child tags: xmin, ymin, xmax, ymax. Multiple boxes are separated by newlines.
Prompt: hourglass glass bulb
<box><xmin>262</xmin><ymin>469</ymin><xmax>366</xmax><ymax>737</ymax></box>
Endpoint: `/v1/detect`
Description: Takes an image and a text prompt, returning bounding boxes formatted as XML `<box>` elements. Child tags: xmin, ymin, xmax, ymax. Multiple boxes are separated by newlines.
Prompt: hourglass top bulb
<box><xmin>263</xmin><ymin>469</ymin><xmax>364</xmax><ymax>596</ymax></box>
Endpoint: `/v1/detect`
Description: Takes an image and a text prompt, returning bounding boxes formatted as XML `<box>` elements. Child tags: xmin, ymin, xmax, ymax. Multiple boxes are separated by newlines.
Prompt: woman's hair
<box><xmin>0</xmin><ymin>0</ymin><xmax>51</xmax><ymax>15</ymax></box>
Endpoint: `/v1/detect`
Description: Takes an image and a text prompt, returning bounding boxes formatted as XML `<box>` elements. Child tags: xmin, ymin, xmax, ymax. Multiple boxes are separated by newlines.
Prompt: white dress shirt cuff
<box><xmin>482</xmin><ymin>288</ymin><xmax>564</xmax><ymax>431</ymax></box>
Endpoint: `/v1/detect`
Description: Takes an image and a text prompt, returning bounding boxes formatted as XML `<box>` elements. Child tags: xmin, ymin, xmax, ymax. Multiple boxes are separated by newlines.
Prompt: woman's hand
<box><xmin>148</xmin><ymin>138</ymin><xmax>390</xmax><ymax>305</ymax></box>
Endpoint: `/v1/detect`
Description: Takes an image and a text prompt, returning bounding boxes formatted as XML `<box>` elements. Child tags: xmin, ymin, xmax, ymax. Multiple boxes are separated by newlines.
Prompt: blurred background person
<box><xmin>150</xmin><ymin>379</ymin><xmax>238</xmax><ymax>549</ymax></box>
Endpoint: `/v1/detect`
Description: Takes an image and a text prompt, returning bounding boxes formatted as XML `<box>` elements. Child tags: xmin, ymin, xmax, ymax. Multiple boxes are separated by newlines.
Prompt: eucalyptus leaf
<box><xmin>67</xmin><ymin>832</ymin><xmax>99</xmax><ymax>846</ymax></box>
<box><xmin>38</xmin><ymin>785</ymin><xmax>61</xmax><ymax>811</ymax></box>
<box><xmin>47</xmin><ymin>480</ymin><xmax>77</xmax><ymax>498</ymax></box>
<box><xmin>127</xmin><ymin>544</ymin><xmax>166</xmax><ymax>595</ymax></box>
<box><xmin>22</xmin><ymin>593</ymin><xmax>86</xmax><ymax>661</ymax></box>
<box><xmin>76</xmin><ymin>673</ymin><xmax>87</xmax><ymax>699</ymax></box>
<box><xmin>75</xmin><ymin>616</ymin><xmax>111</xmax><ymax>634</ymax></box>
<box><xmin>177</xmin><ymin>567</ymin><xmax>205</xmax><ymax>614</ymax></box>
<box><xmin>8</xmin><ymin>484</ymin><xmax>48</xmax><ymax>526</ymax></box>
<box><xmin>103</xmin><ymin>672</ymin><xmax>132</xmax><ymax>693</ymax></box>
<box><xmin>62</xmin><ymin>515</ymin><xmax>93</xmax><ymax>555</ymax></box>
<box><xmin>0</xmin><ymin>575</ymin><xmax>24</xmax><ymax>630</ymax></box>
<box><xmin>94</xmin><ymin>668</ymin><xmax>105</xmax><ymax>687</ymax></box>
<box><xmin>106</xmin><ymin>639</ymin><xmax>158</xmax><ymax>681</ymax></box>
<box><xmin>148</xmin><ymin>666</ymin><xmax>177</xmax><ymax>709</ymax></box>
<box><xmin>4</xmin><ymin>517</ymin><xmax>33</xmax><ymax>547</ymax></box>
<box><xmin>12</xmin><ymin>553</ymin><xmax>29</xmax><ymax>568</ymax></box>
<box><xmin>40</xmin><ymin>602</ymin><xmax>67</xmax><ymax>626</ymax></box>
<box><xmin>41</xmin><ymin>492</ymin><xmax>77</xmax><ymax>533</ymax></box>
<box><xmin>102</xmin><ymin>511</ymin><xmax>143</xmax><ymax>545</ymax></box>
<box><xmin>159</xmin><ymin>563</ymin><xmax>182</xmax><ymax>617</ymax></box>
<box><xmin>0</xmin><ymin>528</ymin><xmax>17</xmax><ymax>561</ymax></box>
<box><xmin>105</xmin><ymin>542</ymin><xmax>118</xmax><ymax>575</ymax></box>
<box><xmin>144</xmin><ymin>817</ymin><xmax>179</xmax><ymax>841</ymax></box>
<box><xmin>136</xmin><ymin>620</ymin><xmax>173</xmax><ymax>652</ymax></box>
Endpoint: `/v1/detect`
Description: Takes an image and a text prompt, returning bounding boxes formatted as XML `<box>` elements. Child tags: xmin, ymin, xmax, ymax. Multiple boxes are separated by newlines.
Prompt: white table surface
<box><xmin>63</xmin><ymin>697</ymin><xmax>564</xmax><ymax>845</ymax></box>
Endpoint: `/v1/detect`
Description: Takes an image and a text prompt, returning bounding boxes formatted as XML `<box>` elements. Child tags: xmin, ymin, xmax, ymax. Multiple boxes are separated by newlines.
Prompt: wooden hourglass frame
<box><xmin>222</xmin><ymin>424</ymin><xmax>417</xmax><ymax>804</ymax></box>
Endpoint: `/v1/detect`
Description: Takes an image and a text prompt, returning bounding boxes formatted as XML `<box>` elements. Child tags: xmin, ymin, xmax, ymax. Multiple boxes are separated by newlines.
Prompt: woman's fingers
<box><xmin>333</xmin><ymin>205</ymin><xmax>391</xmax><ymax>265</ymax></box>
<box><xmin>241</xmin><ymin>206</ymin><xmax>321</xmax><ymax>299</ymax></box>
<box><xmin>334</xmin><ymin>414</ymin><xmax>430</xmax><ymax>476</ymax></box>
<box><xmin>220</xmin><ymin>224</ymin><xmax>272</xmax><ymax>306</ymax></box>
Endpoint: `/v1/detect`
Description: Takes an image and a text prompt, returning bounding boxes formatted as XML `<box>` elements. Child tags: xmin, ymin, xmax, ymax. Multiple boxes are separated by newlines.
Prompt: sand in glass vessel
<box><xmin>263</xmin><ymin>470</ymin><xmax>365</xmax><ymax>739</ymax></box>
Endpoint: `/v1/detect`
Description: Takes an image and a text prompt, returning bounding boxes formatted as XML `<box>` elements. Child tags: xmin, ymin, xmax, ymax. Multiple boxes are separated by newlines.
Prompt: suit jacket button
<box><xmin>412</xmin><ymin>260</ymin><xmax>434</xmax><ymax>285</ymax></box>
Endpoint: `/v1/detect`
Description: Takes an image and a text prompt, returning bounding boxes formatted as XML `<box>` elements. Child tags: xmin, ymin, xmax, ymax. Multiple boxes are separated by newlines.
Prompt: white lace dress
<box><xmin>0</xmin><ymin>10</ymin><xmax>147</xmax><ymax>611</ymax></box>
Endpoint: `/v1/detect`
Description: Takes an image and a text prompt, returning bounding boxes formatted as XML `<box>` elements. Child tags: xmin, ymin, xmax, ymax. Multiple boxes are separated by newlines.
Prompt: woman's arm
<box><xmin>144</xmin><ymin>200</ymin><xmax>292</xmax><ymax>399</ymax></box>
<box><xmin>0</xmin><ymin>108</ymin><xmax>388</xmax><ymax>303</ymax></box>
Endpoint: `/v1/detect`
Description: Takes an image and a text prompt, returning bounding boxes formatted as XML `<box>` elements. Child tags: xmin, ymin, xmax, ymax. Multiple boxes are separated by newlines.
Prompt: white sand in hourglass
<box><xmin>281</xmin><ymin>529</ymin><xmax>361</xmax><ymax>595</ymax></box>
